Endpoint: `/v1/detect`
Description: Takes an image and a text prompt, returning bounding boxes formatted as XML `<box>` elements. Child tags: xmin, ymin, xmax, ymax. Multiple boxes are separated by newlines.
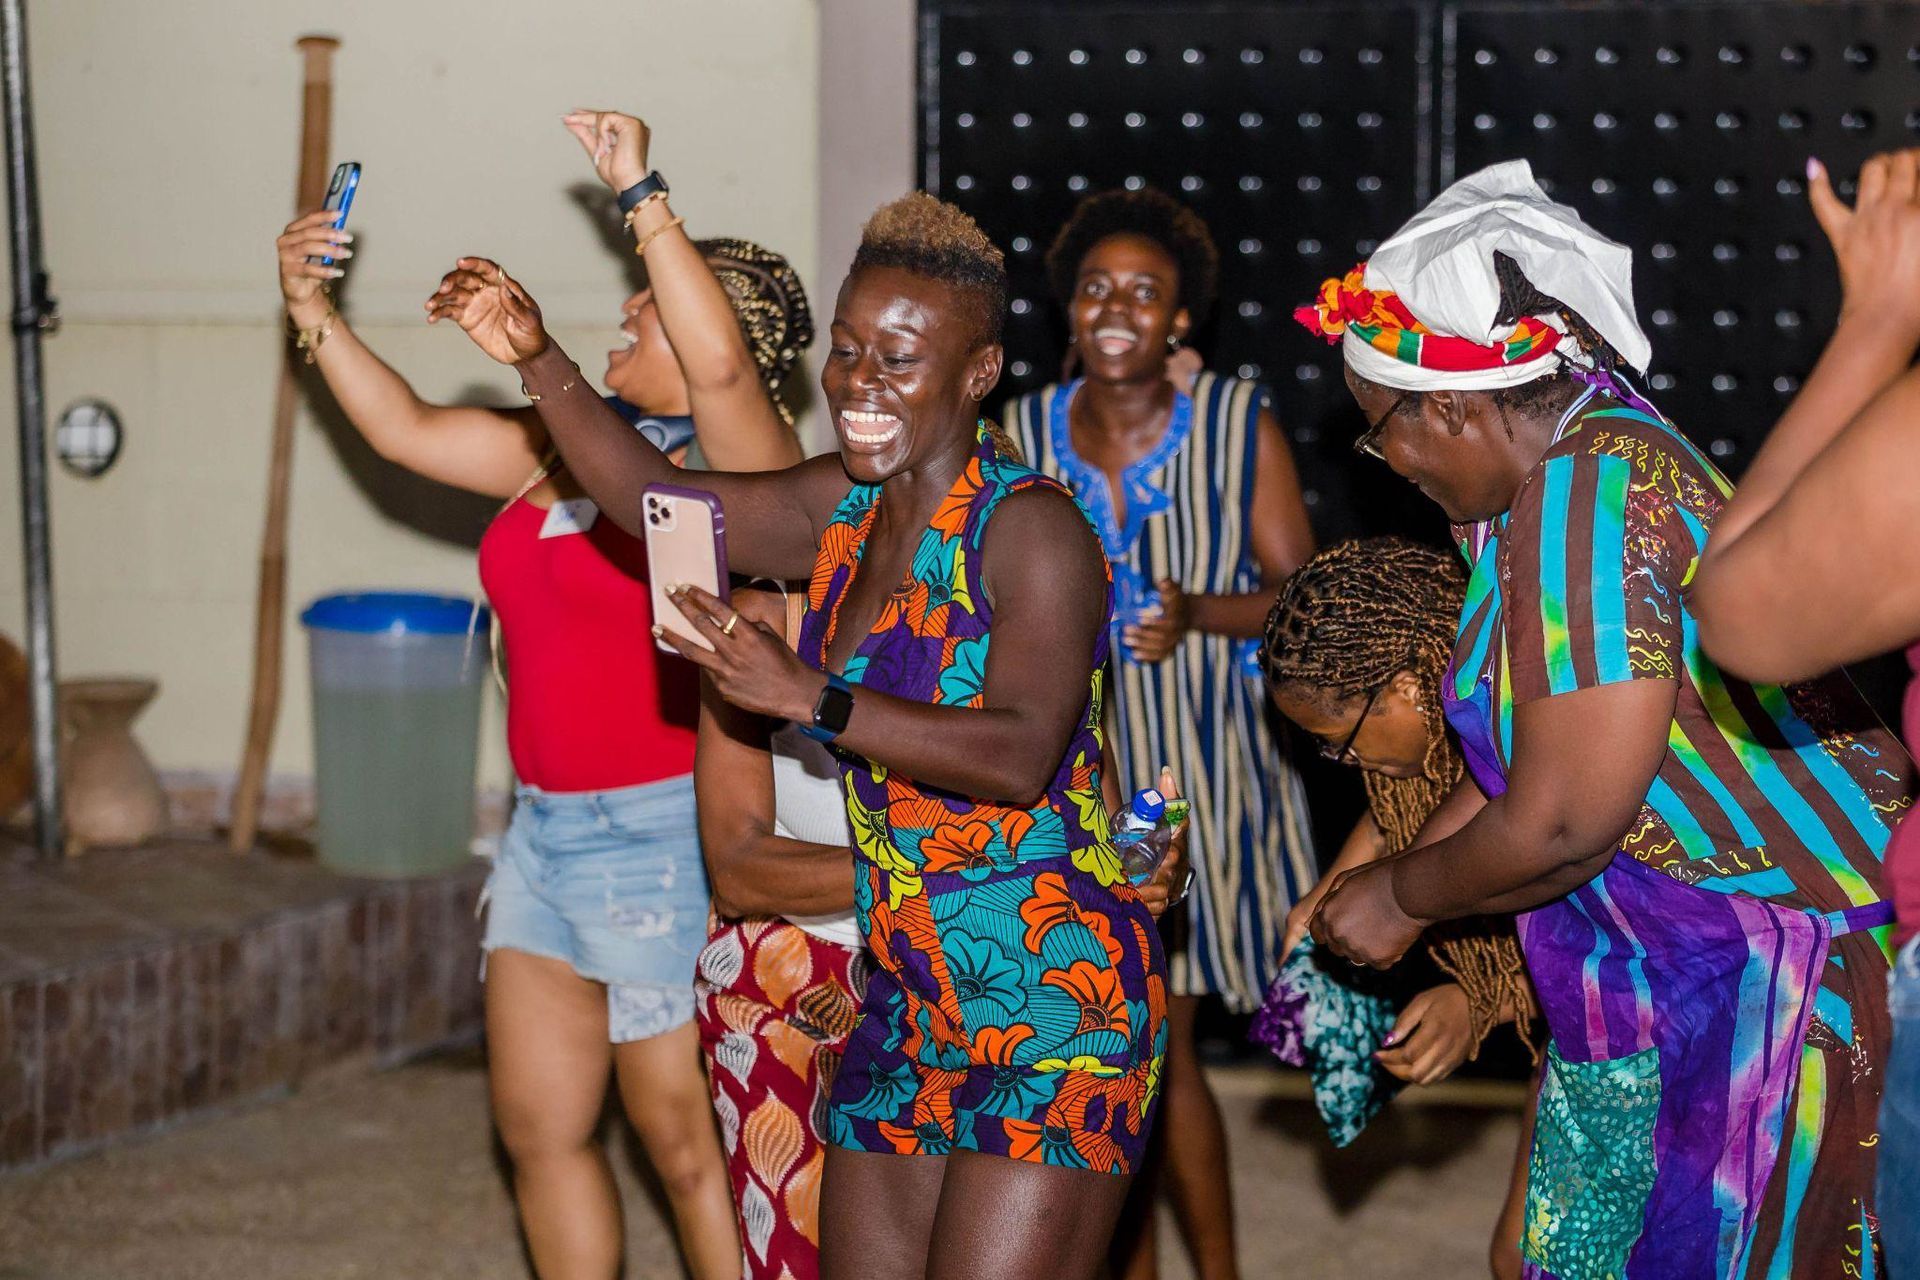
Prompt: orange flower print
<box><xmin>1019</xmin><ymin>873</ymin><xmax>1122</xmax><ymax>964</ymax></box>
<box><xmin>911</xmin><ymin>1067</ymin><xmax>967</xmax><ymax>1135</ymax></box>
<box><xmin>1020</xmin><ymin>872</ymin><xmax>1085</xmax><ymax>950</ymax></box>
<box><xmin>1003</xmin><ymin>1118</ymin><xmax>1047</xmax><ymax>1163</ymax></box>
<box><xmin>930</xmin><ymin>456</ymin><xmax>985</xmax><ymax>536</ymax></box>
<box><xmin>876</xmin><ymin>581</ymin><xmax>930</xmax><ymax>636</ymax></box>
<box><xmin>1051</xmin><ymin>1072</ymin><xmax>1129</xmax><ymax>1172</ymax></box>
<box><xmin>920</xmin><ymin>820</ymin><xmax>998</xmax><ymax>876</ymax></box>
<box><xmin>1042</xmin><ymin>960</ymin><xmax>1131</xmax><ymax>1037</ymax></box>
<box><xmin>864</xmin><ymin>898</ymin><xmax>898</xmax><ymax>965</ymax></box>
<box><xmin>886</xmin><ymin>792</ymin><xmax>955</xmax><ymax>835</ymax></box>
<box><xmin>809</xmin><ymin>507</ymin><xmax>872</xmax><ymax>609</ymax></box>
<box><xmin>878</xmin><ymin>1118</ymin><xmax>953</xmax><ymax>1157</ymax></box>
<box><xmin>1086</xmin><ymin>913</ymin><xmax>1123</xmax><ymax>966</ymax></box>
<box><xmin>973</xmin><ymin>1023</ymin><xmax>1036</xmax><ymax>1066</ymax></box>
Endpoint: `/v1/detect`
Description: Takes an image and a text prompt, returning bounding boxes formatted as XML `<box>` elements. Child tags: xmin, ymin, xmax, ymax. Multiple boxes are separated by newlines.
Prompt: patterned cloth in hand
<box><xmin>1249</xmin><ymin>938</ymin><xmax>1401</xmax><ymax>1147</ymax></box>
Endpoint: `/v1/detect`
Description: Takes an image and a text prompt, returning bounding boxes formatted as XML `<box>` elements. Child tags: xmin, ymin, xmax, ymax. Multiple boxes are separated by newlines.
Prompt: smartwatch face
<box><xmin>816</xmin><ymin>681</ymin><xmax>855</xmax><ymax>735</ymax></box>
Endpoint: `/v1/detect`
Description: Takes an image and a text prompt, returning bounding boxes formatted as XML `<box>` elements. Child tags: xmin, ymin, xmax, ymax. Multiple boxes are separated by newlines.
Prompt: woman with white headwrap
<box><xmin>1296</xmin><ymin>161</ymin><xmax>1909</xmax><ymax>1278</ymax></box>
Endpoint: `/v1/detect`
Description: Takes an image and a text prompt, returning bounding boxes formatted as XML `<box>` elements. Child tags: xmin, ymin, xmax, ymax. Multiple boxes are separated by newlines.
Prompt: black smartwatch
<box><xmin>616</xmin><ymin>170</ymin><xmax>670</xmax><ymax>214</ymax></box>
<box><xmin>800</xmin><ymin>673</ymin><xmax>854</xmax><ymax>744</ymax></box>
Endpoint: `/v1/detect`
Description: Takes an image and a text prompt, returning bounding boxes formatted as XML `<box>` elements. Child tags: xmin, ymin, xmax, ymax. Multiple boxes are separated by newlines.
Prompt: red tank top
<box><xmin>477</xmin><ymin>493</ymin><xmax>696</xmax><ymax>791</ymax></box>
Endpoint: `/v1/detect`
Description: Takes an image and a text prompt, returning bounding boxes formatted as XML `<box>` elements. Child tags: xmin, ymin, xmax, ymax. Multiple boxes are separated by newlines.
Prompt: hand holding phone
<box><xmin>307</xmin><ymin>162</ymin><xmax>360</xmax><ymax>267</ymax></box>
<box><xmin>642</xmin><ymin>485</ymin><xmax>730</xmax><ymax>653</ymax></box>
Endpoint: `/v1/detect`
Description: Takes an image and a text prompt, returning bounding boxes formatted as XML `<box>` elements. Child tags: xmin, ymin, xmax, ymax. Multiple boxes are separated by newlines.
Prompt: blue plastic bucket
<box><xmin>301</xmin><ymin>592</ymin><xmax>490</xmax><ymax>878</ymax></box>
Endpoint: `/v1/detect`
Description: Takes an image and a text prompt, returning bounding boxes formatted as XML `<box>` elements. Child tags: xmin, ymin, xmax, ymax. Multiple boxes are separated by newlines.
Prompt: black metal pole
<box><xmin>2</xmin><ymin>0</ymin><xmax>60</xmax><ymax>859</ymax></box>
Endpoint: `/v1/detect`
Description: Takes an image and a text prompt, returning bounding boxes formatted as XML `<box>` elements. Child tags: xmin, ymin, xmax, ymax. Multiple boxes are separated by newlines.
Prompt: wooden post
<box><xmin>230</xmin><ymin>35</ymin><xmax>338</xmax><ymax>853</ymax></box>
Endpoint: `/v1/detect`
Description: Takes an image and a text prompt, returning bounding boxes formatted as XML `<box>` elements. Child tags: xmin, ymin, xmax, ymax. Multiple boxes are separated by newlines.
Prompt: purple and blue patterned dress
<box><xmin>1448</xmin><ymin>390</ymin><xmax>1910</xmax><ymax>1277</ymax></box>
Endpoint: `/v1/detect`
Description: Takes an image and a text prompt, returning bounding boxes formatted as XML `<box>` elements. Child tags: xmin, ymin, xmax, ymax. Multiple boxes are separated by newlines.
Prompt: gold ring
<box><xmin>722</xmin><ymin>612</ymin><xmax>740</xmax><ymax>637</ymax></box>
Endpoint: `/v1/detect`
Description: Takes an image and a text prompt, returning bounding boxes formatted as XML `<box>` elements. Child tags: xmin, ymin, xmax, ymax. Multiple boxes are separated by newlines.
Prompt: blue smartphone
<box><xmin>309</xmin><ymin>161</ymin><xmax>360</xmax><ymax>266</ymax></box>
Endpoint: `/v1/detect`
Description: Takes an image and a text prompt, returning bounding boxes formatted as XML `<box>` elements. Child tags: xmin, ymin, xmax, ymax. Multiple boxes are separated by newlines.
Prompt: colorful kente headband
<box><xmin>1294</xmin><ymin>264</ymin><xmax>1560</xmax><ymax>375</ymax></box>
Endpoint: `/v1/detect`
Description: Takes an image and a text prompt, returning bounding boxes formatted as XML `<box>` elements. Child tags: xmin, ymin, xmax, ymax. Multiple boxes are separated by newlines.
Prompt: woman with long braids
<box><xmin>427</xmin><ymin>191</ymin><xmax>1166</xmax><ymax>1280</ymax></box>
<box><xmin>1299</xmin><ymin>160</ymin><xmax>1909</xmax><ymax>1277</ymax></box>
<box><xmin>1006</xmin><ymin>188</ymin><xmax>1316</xmax><ymax>1280</ymax></box>
<box><xmin>1256</xmin><ymin>537</ymin><xmax>1536</xmax><ymax>1279</ymax></box>
<box><xmin>278</xmin><ymin>109</ymin><xmax>806</xmax><ymax>1279</ymax></box>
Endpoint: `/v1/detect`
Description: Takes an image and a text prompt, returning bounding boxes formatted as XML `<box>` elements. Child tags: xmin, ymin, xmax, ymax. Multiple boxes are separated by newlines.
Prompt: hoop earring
<box><xmin>1167</xmin><ymin>335</ymin><xmax>1181</xmax><ymax>352</ymax></box>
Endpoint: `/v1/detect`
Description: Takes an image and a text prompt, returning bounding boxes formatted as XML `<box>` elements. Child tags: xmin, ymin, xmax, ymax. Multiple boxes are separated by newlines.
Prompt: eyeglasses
<box><xmin>1320</xmin><ymin>682</ymin><xmax>1385</xmax><ymax>763</ymax></box>
<box><xmin>1353</xmin><ymin>391</ymin><xmax>1413</xmax><ymax>460</ymax></box>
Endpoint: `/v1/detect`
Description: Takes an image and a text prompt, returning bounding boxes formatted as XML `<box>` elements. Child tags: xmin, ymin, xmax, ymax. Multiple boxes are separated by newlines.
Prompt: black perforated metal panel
<box><xmin>1449</xmin><ymin>3</ymin><xmax>1920</xmax><ymax>471</ymax></box>
<box><xmin>921</xmin><ymin>0</ymin><xmax>1920</xmax><ymax>542</ymax></box>
<box><xmin>924</xmin><ymin>4</ymin><xmax>1437</xmax><ymax>541</ymax></box>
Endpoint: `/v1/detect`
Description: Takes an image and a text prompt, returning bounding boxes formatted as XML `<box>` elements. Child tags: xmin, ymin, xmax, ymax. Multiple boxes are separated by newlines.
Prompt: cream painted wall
<box><xmin>0</xmin><ymin>0</ymin><xmax>820</xmax><ymax>791</ymax></box>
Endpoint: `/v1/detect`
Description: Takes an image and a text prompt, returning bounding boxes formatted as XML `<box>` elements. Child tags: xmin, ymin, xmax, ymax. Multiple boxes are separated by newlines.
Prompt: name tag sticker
<box><xmin>538</xmin><ymin>498</ymin><xmax>599</xmax><ymax>539</ymax></box>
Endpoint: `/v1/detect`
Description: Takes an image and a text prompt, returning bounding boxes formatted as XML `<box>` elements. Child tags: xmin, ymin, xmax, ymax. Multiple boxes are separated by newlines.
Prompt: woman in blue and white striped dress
<box><xmin>1007</xmin><ymin>187</ymin><xmax>1317</xmax><ymax>1280</ymax></box>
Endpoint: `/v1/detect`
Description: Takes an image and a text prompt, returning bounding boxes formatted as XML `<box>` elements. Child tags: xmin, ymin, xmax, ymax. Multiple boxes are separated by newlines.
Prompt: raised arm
<box><xmin>1694</xmin><ymin>149</ymin><xmax>1920</xmax><ymax>682</ymax></box>
<box><xmin>694</xmin><ymin>588</ymin><xmax>855</xmax><ymax>919</ymax></box>
<box><xmin>1704</xmin><ymin>151</ymin><xmax>1920</xmax><ymax>552</ymax></box>
<box><xmin>1695</xmin><ymin>370</ymin><xmax>1920</xmax><ymax>682</ymax></box>
<box><xmin>277</xmin><ymin>212</ymin><xmax>543</xmax><ymax>498</ymax></box>
<box><xmin>562</xmin><ymin>109</ymin><xmax>802</xmax><ymax>473</ymax></box>
<box><xmin>666</xmin><ymin>485</ymin><xmax>1112</xmax><ymax>804</ymax></box>
<box><xmin>426</xmin><ymin>257</ymin><xmax>839</xmax><ymax>580</ymax></box>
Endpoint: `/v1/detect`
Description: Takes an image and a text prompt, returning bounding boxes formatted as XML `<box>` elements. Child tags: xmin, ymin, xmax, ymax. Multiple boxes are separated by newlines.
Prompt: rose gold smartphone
<box><xmin>641</xmin><ymin>484</ymin><xmax>730</xmax><ymax>653</ymax></box>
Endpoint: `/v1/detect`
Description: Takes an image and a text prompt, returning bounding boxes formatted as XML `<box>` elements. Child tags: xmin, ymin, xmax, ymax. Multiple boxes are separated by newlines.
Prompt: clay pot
<box><xmin>61</xmin><ymin>677</ymin><xmax>168</xmax><ymax>852</ymax></box>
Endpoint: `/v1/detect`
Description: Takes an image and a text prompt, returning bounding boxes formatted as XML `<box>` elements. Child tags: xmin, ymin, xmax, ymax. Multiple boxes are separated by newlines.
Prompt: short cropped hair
<box><xmin>851</xmin><ymin>192</ymin><xmax>1008</xmax><ymax>345</ymax></box>
<box><xmin>1045</xmin><ymin>187</ymin><xmax>1219</xmax><ymax>323</ymax></box>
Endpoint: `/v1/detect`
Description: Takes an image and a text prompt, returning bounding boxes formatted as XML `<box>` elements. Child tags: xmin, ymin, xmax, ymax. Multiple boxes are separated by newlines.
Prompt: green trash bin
<box><xmin>301</xmin><ymin>592</ymin><xmax>490</xmax><ymax>877</ymax></box>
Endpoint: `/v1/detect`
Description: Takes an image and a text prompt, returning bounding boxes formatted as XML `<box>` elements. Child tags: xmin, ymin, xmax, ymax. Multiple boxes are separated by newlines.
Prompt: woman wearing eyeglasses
<box><xmin>1299</xmin><ymin>162</ymin><xmax>1907</xmax><ymax>1279</ymax></box>
<box><xmin>1004</xmin><ymin>187</ymin><xmax>1316</xmax><ymax>1280</ymax></box>
<box><xmin>1259</xmin><ymin>536</ymin><xmax>1538</xmax><ymax>1279</ymax></box>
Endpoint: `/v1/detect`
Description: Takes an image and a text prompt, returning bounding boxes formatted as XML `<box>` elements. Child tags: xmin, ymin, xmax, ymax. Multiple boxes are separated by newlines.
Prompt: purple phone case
<box><xmin>642</xmin><ymin>484</ymin><xmax>730</xmax><ymax>654</ymax></box>
<box><xmin>642</xmin><ymin>483</ymin><xmax>730</xmax><ymax>592</ymax></box>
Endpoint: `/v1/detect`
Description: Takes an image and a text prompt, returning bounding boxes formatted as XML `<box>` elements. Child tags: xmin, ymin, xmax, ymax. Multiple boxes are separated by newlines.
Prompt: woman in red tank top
<box><xmin>276</xmin><ymin>111</ymin><xmax>808</xmax><ymax>1280</ymax></box>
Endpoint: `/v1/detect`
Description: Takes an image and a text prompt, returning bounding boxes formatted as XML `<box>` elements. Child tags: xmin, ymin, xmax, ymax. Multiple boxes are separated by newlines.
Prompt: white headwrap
<box><xmin>1343</xmin><ymin>160</ymin><xmax>1653</xmax><ymax>392</ymax></box>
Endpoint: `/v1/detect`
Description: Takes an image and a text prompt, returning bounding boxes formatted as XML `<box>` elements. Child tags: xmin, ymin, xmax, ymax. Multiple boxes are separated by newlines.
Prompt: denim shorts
<box><xmin>1880</xmin><ymin>934</ymin><xmax>1919</xmax><ymax>1273</ymax></box>
<box><xmin>481</xmin><ymin>774</ymin><xmax>709</xmax><ymax>1042</ymax></box>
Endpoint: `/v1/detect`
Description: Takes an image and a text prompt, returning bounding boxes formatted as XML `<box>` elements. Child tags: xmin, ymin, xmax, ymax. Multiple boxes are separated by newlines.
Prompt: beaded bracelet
<box><xmin>633</xmin><ymin>215</ymin><xmax>686</xmax><ymax>258</ymax></box>
<box><xmin>621</xmin><ymin>190</ymin><xmax>668</xmax><ymax>230</ymax></box>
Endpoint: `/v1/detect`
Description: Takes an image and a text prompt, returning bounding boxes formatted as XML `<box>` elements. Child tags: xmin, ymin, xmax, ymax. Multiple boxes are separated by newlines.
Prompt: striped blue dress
<box><xmin>1007</xmin><ymin>373</ymin><xmax>1317</xmax><ymax>1008</ymax></box>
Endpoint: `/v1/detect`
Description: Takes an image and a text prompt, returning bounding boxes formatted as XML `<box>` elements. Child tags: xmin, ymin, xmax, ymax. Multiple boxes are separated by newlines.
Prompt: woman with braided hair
<box><xmin>1295</xmin><ymin>161</ymin><xmax>1910</xmax><ymax>1278</ymax></box>
<box><xmin>1256</xmin><ymin>536</ymin><xmax>1537</xmax><ymax>1278</ymax></box>
<box><xmin>279</xmin><ymin>108</ymin><xmax>811</xmax><ymax>1278</ymax></box>
<box><xmin>1260</xmin><ymin>538</ymin><xmax>1535</xmax><ymax>1074</ymax></box>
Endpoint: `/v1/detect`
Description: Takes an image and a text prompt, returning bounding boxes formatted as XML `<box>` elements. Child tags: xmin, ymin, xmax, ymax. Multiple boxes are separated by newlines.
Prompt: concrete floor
<box><xmin>0</xmin><ymin>1051</ymin><xmax>1522</xmax><ymax>1279</ymax></box>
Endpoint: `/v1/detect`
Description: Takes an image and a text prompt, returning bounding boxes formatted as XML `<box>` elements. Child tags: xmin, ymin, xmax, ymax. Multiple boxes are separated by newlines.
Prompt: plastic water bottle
<box><xmin>1112</xmin><ymin>787</ymin><xmax>1175</xmax><ymax>884</ymax></box>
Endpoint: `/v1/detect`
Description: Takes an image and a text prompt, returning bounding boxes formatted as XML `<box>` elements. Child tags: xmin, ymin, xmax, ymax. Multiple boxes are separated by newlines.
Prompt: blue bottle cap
<box><xmin>1130</xmin><ymin>787</ymin><xmax>1167</xmax><ymax>822</ymax></box>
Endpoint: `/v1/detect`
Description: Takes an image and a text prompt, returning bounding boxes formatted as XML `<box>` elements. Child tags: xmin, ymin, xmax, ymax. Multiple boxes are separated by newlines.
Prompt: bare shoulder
<box><xmin>982</xmin><ymin>482</ymin><xmax>1106</xmax><ymax>587</ymax></box>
